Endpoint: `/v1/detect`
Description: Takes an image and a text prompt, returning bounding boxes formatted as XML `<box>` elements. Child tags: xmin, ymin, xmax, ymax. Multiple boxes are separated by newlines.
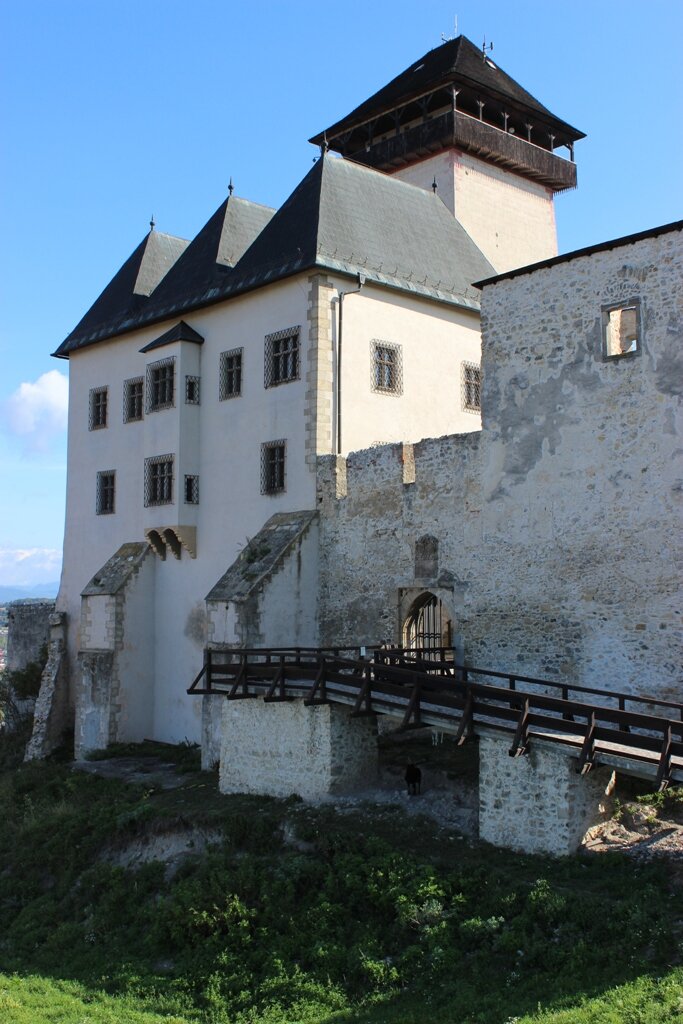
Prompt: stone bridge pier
<box><xmin>216</xmin><ymin>701</ymin><xmax>616</xmax><ymax>856</ymax></box>
<box><xmin>478</xmin><ymin>733</ymin><xmax>615</xmax><ymax>856</ymax></box>
<box><xmin>218</xmin><ymin>698</ymin><xmax>378</xmax><ymax>799</ymax></box>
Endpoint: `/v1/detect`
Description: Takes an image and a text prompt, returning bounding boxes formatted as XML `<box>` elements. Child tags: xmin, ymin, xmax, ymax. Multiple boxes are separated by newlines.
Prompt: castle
<box><xmin>26</xmin><ymin>37</ymin><xmax>681</xmax><ymax>853</ymax></box>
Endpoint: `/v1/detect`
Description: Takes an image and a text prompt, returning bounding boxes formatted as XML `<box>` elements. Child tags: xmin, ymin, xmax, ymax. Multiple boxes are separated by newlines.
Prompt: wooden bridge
<box><xmin>189</xmin><ymin>647</ymin><xmax>683</xmax><ymax>790</ymax></box>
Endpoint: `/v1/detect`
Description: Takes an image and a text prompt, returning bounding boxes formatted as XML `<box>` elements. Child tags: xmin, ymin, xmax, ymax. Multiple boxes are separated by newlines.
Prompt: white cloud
<box><xmin>4</xmin><ymin>370</ymin><xmax>68</xmax><ymax>452</ymax></box>
<box><xmin>0</xmin><ymin>547</ymin><xmax>62</xmax><ymax>587</ymax></box>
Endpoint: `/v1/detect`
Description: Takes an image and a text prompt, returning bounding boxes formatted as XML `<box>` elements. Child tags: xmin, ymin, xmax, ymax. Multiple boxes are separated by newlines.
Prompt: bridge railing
<box><xmin>188</xmin><ymin>646</ymin><xmax>683</xmax><ymax>789</ymax></box>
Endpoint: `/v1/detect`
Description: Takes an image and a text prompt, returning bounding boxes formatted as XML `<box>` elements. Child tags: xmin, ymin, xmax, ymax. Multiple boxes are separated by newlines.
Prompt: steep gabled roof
<box><xmin>311</xmin><ymin>35</ymin><xmax>584</xmax><ymax>144</ymax></box>
<box><xmin>165</xmin><ymin>154</ymin><xmax>493</xmax><ymax>313</ymax></box>
<box><xmin>54</xmin><ymin>198</ymin><xmax>273</xmax><ymax>357</ymax></box>
<box><xmin>55</xmin><ymin>230</ymin><xmax>188</xmax><ymax>356</ymax></box>
<box><xmin>311</xmin><ymin>154</ymin><xmax>494</xmax><ymax>308</ymax></box>
<box><xmin>55</xmin><ymin>154</ymin><xmax>493</xmax><ymax>357</ymax></box>
<box><xmin>146</xmin><ymin>195</ymin><xmax>275</xmax><ymax>318</ymax></box>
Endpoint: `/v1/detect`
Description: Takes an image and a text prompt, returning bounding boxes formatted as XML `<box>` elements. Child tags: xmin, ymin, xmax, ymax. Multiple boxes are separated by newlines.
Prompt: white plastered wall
<box><xmin>331</xmin><ymin>278</ymin><xmax>482</xmax><ymax>454</ymax></box>
<box><xmin>391</xmin><ymin>149</ymin><xmax>558</xmax><ymax>273</ymax></box>
<box><xmin>59</xmin><ymin>276</ymin><xmax>316</xmax><ymax>746</ymax></box>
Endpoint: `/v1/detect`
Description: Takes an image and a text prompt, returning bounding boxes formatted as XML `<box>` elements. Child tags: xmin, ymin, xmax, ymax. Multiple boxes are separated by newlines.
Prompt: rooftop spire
<box><xmin>228</xmin><ymin>177</ymin><xmax>234</xmax><ymax>197</ymax></box>
<box><xmin>149</xmin><ymin>215</ymin><xmax>155</xmax><ymax>232</ymax></box>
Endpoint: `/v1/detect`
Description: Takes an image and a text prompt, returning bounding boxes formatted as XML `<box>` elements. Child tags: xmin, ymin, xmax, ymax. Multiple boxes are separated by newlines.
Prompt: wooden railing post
<box><xmin>206</xmin><ymin>649</ymin><xmax>213</xmax><ymax>693</ymax></box>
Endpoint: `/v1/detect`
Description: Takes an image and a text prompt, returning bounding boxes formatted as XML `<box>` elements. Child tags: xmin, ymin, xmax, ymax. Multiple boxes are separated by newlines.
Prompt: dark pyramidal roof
<box><xmin>311</xmin><ymin>35</ymin><xmax>584</xmax><ymax>145</ymax></box>
<box><xmin>55</xmin><ymin>154</ymin><xmax>493</xmax><ymax>357</ymax></box>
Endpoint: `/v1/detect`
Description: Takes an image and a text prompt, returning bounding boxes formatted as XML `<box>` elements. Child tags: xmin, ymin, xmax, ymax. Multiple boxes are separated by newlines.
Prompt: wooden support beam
<box><xmin>263</xmin><ymin>661</ymin><xmax>293</xmax><ymax>703</ymax></box>
<box><xmin>399</xmin><ymin>677</ymin><xmax>422</xmax><ymax>731</ymax></box>
<box><xmin>577</xmin><ymin>712</ymin><xmax>597</xmax><ymax>774</ymax></box>
<box><xmin>453</xmin><ymin>691</ymin><xmax>475</xmax><ymax>745</ymax></box>
<box><xmin>351</xmin><ymin>665</ymin><xmax>374</xmax><ymax>717</ymax></box>
<box><xmin>655</xmin><ymin>725</ymin><xmax>673</xmax><ymax>791</ymax></box>
<box><xmin>304</xmin><ymin>657</ymin><xmax>329</xmax><ymax>706</ymax></box>
<box><xmin>227</xmin><ymin>660</ymin><xmax>255</xmax><ymax>700</ymax></box>
<box><xmin>508</xmin><ymin>698</ymin><xmax>530</xmax><ymax>757</ymax></box>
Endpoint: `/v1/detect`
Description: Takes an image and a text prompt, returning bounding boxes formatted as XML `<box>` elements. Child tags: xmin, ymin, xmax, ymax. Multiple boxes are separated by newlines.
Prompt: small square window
<box><xmin>96</xmin><ymin>470</ymin><xmax>115</xmax><ymax>515</ymax></box>
<box><xmin>220</xmin><ymin>348</ymin><xmax>243</xmax><ymax>399</ymax></box>
<box><xmin>371</xmin><ymin>341</ymin><xmax>403</xmax><ymax>395</ymax></box>
<box><xmin>185</xmin><ymin>375</ymin><xmax>200</xmax><ymax>405</ymax></box>
<box><xmin>461</xmin><ymin>361</ymin><xmax>481</xmax><ymax>412</ymax></box>
<box><xmin>146</xmin><ymin>357</ymin><xmax>175</xmax><ymax>412</ymax></box>
<box><xmin>89</xmin><ymin>387</ymin><xmax>108</xmax><ymax>430</ymax></box>
<box><xmin>123</xmin><ymin>377</ymin><xmax>143</xmax><ymax>422</ymax></box>
<box><xmin>261</xmin><ymin>440</ymin><xmax>286</xmax><ymax>494</ymax></box>
<box><xmin>184</xmin><ymin>474</ymin><xmax>199</xmax><ymax>504</ymax></box>
<box><xmin>264</xmin><ymin>327</ymin><xmax>300</xmax><ymax>387</ymax></box>
<box><xmin>602</xmin><ymin>302</ymin><xmax>640</xmax><ymax>359</ymax></box>
<box><xmin>144</xmin><ymin>454</ymin><xmax>174</xmax><ymax>506</ymax></box>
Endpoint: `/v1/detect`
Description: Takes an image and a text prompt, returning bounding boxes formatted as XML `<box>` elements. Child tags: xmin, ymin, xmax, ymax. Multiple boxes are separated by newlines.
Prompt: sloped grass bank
<box><xmin>0</xmin><ymin>751</ymin><xmax>681</xmax><ymax>1024</ymax></box>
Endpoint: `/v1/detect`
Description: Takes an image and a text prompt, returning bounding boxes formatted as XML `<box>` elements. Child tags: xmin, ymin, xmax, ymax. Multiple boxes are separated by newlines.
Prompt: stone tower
<box><xmin>310</xmin><ymin>36</ymin><xmax>584</xmax><ymax>273</ymax></box>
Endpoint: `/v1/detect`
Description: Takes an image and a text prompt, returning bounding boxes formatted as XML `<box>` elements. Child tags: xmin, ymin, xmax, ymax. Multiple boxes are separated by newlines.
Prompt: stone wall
<box><xmin>478</xmin><ymin>734</ymin><xmax>615</xmax><ymax>856</ymax></box>
<box><xmin>218</xmin><ymin>698</ymin><xmax>378</xmax><ymax>799</ymax></box>
<box><xmin>25</xmin><ymin>612</ymin><xmax>69</xmax><ymax>760</ymax></box>
<box><xmin>6</xmin><ymin>599</ymin><xmax>54</xmax><ymax>672</ymax></box>
<box><xmin>317</xmin><ymin>226</ymin><xmax>682</xmax><ymax>700</ymax></box>
<box><xmin>75</xmin><ymin>543</ymin><xmax>155</xmax><ymax>756</ymax></box>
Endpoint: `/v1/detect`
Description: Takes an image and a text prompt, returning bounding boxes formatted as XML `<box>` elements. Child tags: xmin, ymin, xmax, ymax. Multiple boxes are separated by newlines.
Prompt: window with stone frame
<box><xmin>184</xmin><ymin>474</ymin><xmax>199</xmax><ymax>504</ymax></box>
<box><xmin>89</xmin><ymin>386</ymin><xmax>108</xmax><ymax>430</ymax></box>
<box><xmin>260</xmin><ymin>440</ymin><xmax>286</xmax><ymax>494</ymax></box>
<box><xmin>371</xmin><ymin>341</ymin><xmax>403</xmax><ymax>395</ymax></box>
<box><xmin>96</xmin><ymin>470</ymin><xmax>115</xmax><ymax>515</ymax></box>
<box><xmin>602</xmin><ymin>301</ymin><xmax>640</xmax><ymax>359</ymax></box>
<box><xmin>220</xmin><ymin>348</ymin><xmax>243</xmax><ymax>399</ymax></box>
<box><xmin>264</xmin><ymin>327</ymin><xmax>300</xmax><ymax>387</ymax></box>
<box><xmin>144</xmin><ymin>454</ymin><xmax>174</xmax><ymax>506</ymax></box>
<box><xmin>146</xmin><ymin>357</ymin><xmax>175</xmax><ymax>412</ymax></box>
<box><xmin>123</xmin><ymin>377</ymin><xmax>144</xmax><ymax>422</ymax></box>
<box><xmin>461</xmin><ymin>361</ymin><xmax>481</xmax><ymax>412</ymax></box>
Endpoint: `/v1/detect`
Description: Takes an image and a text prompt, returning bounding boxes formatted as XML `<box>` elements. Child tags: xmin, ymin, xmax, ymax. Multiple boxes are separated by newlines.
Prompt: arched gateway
<box><xmin>402</xmin><ymin>591</ymin><xmax>452</xmax><ymax>657</ymax></box>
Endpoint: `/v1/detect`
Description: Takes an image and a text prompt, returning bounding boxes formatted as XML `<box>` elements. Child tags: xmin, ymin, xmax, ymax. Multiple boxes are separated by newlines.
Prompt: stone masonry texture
<box><xmin>6</xmin><ymin>600</ymin><xmax>54</xmax><ymax>672</ymax></box>
<box><xmin>478</xmin><ymin>734</ymin><xmax>614</xmax><ymax>856</ymax></box>
<box><xmin>218</xmin><ymin>698</ymin><xmax>378</xmax><ymax>800</ymax></box>
<box><xmin>317</xmin><ymin>228</ymin><xmax>682</xmax><ymax>701</ymax></box>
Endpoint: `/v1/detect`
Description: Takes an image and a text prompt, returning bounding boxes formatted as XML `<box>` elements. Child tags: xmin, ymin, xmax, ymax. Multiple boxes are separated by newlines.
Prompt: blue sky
<box><xmin>1</xmin><ymin>0</ymin><xmax>681</xmax><ymax>586</ymax></box>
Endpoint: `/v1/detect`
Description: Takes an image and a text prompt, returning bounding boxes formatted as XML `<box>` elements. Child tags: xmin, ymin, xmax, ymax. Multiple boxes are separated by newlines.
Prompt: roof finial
<box><xmin>319</xmin><ymin>132</ymin><xmax>329</xmax><ymax>157</ymax></box>
<box><xmin>432</xmin><ymin>177</ymin><xmax>438</xmax><ymax>194</ymax></box>
<box><xmin>482</xmin><ymin>36</ymin><xmax>494</xmax><ymax>60</ymax></box>
<box><xmin>441</xmin><ymin>14</ymin><xmax>458</xmax><ymax>42</ymax></box>
<box><xmin>228</xmin><ymin>177</ymin><xmax>234</xmax><ymax>197</ymax></box>
<box><xmin>149</xmin><ymin>214</ymin><xmax>155</xmax><ymax>232</ymax></box>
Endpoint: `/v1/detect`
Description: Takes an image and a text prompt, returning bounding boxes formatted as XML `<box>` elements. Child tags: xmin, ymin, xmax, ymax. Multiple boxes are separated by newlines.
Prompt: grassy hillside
<box><xmin>0</xmin><ymin>744</ymin><xmax>681</xmax><ymax>1023</ymax></box>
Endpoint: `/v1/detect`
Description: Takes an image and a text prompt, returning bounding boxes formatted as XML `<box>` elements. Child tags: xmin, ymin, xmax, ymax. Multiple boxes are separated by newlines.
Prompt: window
<box><xmin>264</xmin><ymin>327</ymin><xmax>300</xmax><ymax>387</ymax></box>
<box><xmin>96</xmin><ymin>471</ymin><xmax>115</xmax><ymax>515</ymax></box>
<box><xmin>89</xmin><ymin>387</ymin><xmax>108</xmax><ymax>430</ymax></box>
<box><xmin>144</xmin><ymin>454</ymin><xmax>174</xmax><ymax>506</ymax></box>
<box><xmin>146</xmin><ymin>357</ymin><xmax>175</xmax><ymax>412</ymax></box>
<box><xmin>602</xmin><ymin>302</ymin><xmax>640</xmax><ymax>359</ymax></box>
<box><xmin>123</xmin><ymin>377</ymin><xmax>143</xmax><ymax>422</ymax></box>
<box><xmin>371</xmin><ymin>341</ymin><xmax>403</xmax><ymax>395</ymax></box>
<box><xmin>261</xmin><ymin>440</ymin><xmax>286</xmax><ymax>494</ymax></box>
<box><xmin>184</xmin><ymin>474</ymin><xmax>199</xmax><ymax>504</ymax></box>
<box><xmin>220</xmin><ymin>348</ymin><xmax>243</xmax><ymax>399</ymax></box>
<box><xmin>185</xmin><ymin>375</ymin><xmax>200</xmax><ymax>405</ymax></box>
<box><xmin>461</xmin><ymin>361</ymin><xmax>481</xmax><ymax>412</ymax></box>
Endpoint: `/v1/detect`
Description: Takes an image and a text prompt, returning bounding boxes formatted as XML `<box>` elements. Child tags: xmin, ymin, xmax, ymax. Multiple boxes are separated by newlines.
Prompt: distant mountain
<box><xmin>0</xmin><ymin>583</ymin><xmax>60</xmax><ymax>603</ymax></box>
